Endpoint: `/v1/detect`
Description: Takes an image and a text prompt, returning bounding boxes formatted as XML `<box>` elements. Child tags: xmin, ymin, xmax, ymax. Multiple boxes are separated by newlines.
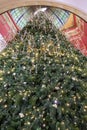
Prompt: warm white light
<box><xmin>19</xmin><ymin>113</ymin><xmax>24</xmax><ymax>118</ymax></box>
<box><xmin>34</xmin><ymin>8</ymin><xmax>47</xmax><ymax>15</ymax></box>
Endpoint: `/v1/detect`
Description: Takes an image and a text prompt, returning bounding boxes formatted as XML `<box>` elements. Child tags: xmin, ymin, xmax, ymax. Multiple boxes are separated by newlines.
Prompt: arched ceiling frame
<box><xmin>0</xmin><ymin>0</ymin><xmax>87</xmax><ymax>21</ymax></box>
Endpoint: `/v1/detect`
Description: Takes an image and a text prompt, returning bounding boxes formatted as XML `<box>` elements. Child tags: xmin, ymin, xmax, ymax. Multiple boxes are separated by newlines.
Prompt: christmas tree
<box><xmin>0</xmin><ymin>13</ymin><xmax>87</xmax><ymax>130</ymax></box>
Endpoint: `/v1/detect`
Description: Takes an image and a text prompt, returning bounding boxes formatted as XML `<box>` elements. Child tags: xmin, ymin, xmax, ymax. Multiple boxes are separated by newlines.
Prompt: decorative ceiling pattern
<box><xmin>0</xmin><ymin>6</ymin><xmax>87</xmax><ymax>56</ymax></box>
<box><xmin>10</xmin><ymin>7</ymin><xmax>70</xmax><ymax>29</ymax></box>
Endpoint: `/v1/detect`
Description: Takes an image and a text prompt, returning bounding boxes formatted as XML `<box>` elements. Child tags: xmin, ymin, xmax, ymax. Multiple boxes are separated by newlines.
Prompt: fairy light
<box><xmin>37</xmin><ymin>108</ymin><xmax>40</xmax><ymax>112</ymax></box>
<box><xmin>23</xmin><ymin>66</ymin><xmax>26</xmax><ymax>70</ymax></box>
<box><xmin>62</xmin><ymin>108</ymin><xmax>64</xmax><ymax>112</ymax></box>
<box><xmin>0</xmin><ymin>98</ymin><xmax>2</xmax><ymax>103</ymax></box>
<box><xmin>0</xmin><ymin>77</ymin><xmax>3</xmax><ymax>80</ymax></box>
<box><xmin>55</xmin><ymin>86</ymin><xmax>60</xmax><ymax>90</ymax></box>
<box><xmin>54</xmin><ymin>99</ymin><xmax>58</xmax><ymax>104</ymax></box>
<box><xmin>43</xmin><ymin>124</ymin><xmax>46</xmax><ymax>127</ymax></box>
<box><xmin>43</xmin><ymin>118</ymin><xmax>45</xmax><ymax>121</ymax></box>
<box><xmin>31</xmin><ymin>58</ymin><xmax>35</xmax><ymax>63</ymax></box>
<box><xmin>61</xmin><ymin>90</ymin><xmax>64</xmax><ymax>94</ymax></box>
<box><xmin>66</xmin><ymin>103</ymin><xmax>70</xmax><ymax>107</ymax></box>
<box><xmin>23</xmin><ymin>82</ymin><xmax>27</xmax><ymax>85</ymax></box>
<box><xmin>25</xmin><ymin>113</ymin><xmax>28</xmax><ymax>116</ymax></box>
<box><xmin>52</xmin><ymin>104</ymin><xmax>57</xmax><ymax>108</ymax></box>
<box><xmin>4</xmin><ymin>84</ymin><xmax>7</xmax><ymax>87</ymax></box>
<box><xmin>84</xmin><ymin>106</ymin><xmax>87</xmax><ymax>109</ymax></box>
<box><xmin>25</xmin><ymin>121</ymin><xmax>30</xmax><ymax>125</ymax></box>
<box><xmin>31</xmin><ymin>115</ymin><xmax>35</xmax><ymax>119</ymax></box>
<box><xmin>61</xmin><ymin>121</ymin><xmax>65</xmax><ymax>125</ymax></box>
<box><xmin>84</xmin><ymin>109</ymin><xmax>86</xmax><ymax>112</ymax></box>
<box><xmin>48</xmin><ymin>95</ymin><xmax>51</xmax><ymax>99</ymax></box>
<box><xmin>13</xmin><ymin>73</ymin><xmax>16</xmax><ymax>76</ymax></box>
<box><xmin>42</xmin><ymin>84</ymin><xmax>46</xmax><ymax>88</ymax></box>
<box><xmin>4</xmin><ymin>104</ymin><xmax>8</xmax><ymax>108</ymax></box>
<box><xmin>19</xmin><ymin>113</ymin><xmax>24</xmax><ymax>118</ymax></box>
<box><xmin>27</xmin><ymin>122</ymin><xmax>30</xmax><ymax>125</ymax></box>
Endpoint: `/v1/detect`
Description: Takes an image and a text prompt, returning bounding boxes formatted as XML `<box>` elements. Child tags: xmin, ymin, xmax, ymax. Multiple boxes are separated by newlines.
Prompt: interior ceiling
<box><xmin>0</xmin><ymin>0</ymin><xmax>87</xmax><ymax>21</ymax></box>
<box><xmin>10</xmin><ymin>6</ymin><xmax>70</xmax><ymax>29</ymax></box>
<box><xmin>0</xmin><ymin>6</ymin><xmax>87</xmax><ymax>56</ymax></box>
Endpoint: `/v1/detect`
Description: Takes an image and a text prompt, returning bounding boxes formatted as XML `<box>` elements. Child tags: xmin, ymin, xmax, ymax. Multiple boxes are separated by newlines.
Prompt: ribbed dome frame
<box><xmin>0</xmin><ymin>0</ymin><xmax>87</xmax><ymax>21</ymax></box>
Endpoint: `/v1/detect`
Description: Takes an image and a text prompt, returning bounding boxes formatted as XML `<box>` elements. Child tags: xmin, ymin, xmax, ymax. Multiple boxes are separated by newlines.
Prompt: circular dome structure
<box><xmin>0</xmin><ymin>0</ymin><xmax>87</xmax><ymax>21</ymax></box>
<box><xmin>0</xmin><ymin>1</ymin><xmax>87</xmax><ymax>130</ymax></box>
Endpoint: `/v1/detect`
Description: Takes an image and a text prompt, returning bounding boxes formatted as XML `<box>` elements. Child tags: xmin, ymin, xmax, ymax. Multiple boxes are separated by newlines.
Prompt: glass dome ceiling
<box><xmin>10</xmin><ymin>6</ymin><xmax>70</xmax><ymax>30</ymax></box>
<box><xmin>1</xmin><ymin>5</ymin><xmax>87</xmax><ymax>56</ymax></box>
